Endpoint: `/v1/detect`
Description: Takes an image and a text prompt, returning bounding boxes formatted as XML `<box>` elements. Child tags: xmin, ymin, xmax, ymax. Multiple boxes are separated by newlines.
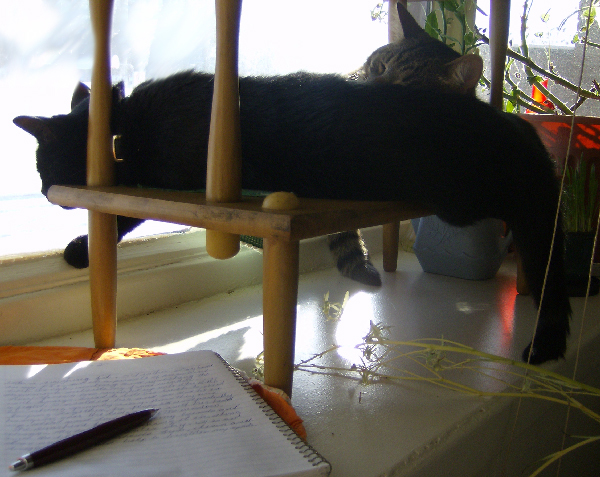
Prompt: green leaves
<box><xmin>439</xmin><ymin>0</ymin><xmax>461</xmax><ymax>14</ymax></box>
<box><xmin>425</xmin><ymin>1</ymin><xmax>482</xmax><ymax>55</ymax></box>
<box><xmin>540</xmin><ymin>9</ymin><xmax>551</xmax><ymax>24</ymax></box>
<box><xmin>424</xmin><ymin>11</ymin><xmax>441</xmax><ymax>40</ymax></box>
<box><xmin>582</xmin><ymin>4</ymin><xmax>597</xmax><ymax>25</ymax></box>
<box><xmin>563</xmin><ymin>158</ymin><xmax>599</xmax><ymax>233</ymax></box>
<box><xmin>370</xmin><ymin>2</ymin><xmax>387</xmax><ymax>23</ymax></box>
<box><xmin>504</xmin><ymin>87</ymin><xmax>521</xmax><ymax>113</ymax></box>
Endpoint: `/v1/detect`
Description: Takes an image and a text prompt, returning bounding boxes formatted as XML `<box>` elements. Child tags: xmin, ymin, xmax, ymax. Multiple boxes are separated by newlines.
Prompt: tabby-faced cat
<box><xmin>13</xmin><ymin>5</ymin><xmax>570</xmax><ymax>365</ymax></box>
<box><xmin>358</xmin><ymin>3</ymin><xmax>483</xmax><ymax>93</ymax></box>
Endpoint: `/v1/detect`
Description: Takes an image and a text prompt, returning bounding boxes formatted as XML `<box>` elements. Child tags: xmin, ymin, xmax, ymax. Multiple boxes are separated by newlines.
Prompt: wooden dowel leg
<box><xmin>388</xmin><ymin>0</ymin><xmax>400</xmax><ymax>42</ymax></box>
<box><xmin>382</xmin><ymin>221</ymin><xmax>400</xmax><ymax>272</ymax></box>
<box><xmin>262</xmin><ymin>237</ymin><xmax>299</xmax><ymax>398</ymax></box>
<box><xmin>87</xmin><ymin>0</ymin><xmax>116</xmax><ymax>348</ymax></box>
<box><xmin>88</xmin><ymin>211</ymin><xmax>118</xmax><ymax>348</ymax></box>
<box><xmin>489</xmin><ymin>0</ymin><xmax>511</xmax><ymax>110</ymax></box>
<box><xmin>205</xmin><ymin>0</ymin><xmax>242</xmax><ymax>259</ymax></box>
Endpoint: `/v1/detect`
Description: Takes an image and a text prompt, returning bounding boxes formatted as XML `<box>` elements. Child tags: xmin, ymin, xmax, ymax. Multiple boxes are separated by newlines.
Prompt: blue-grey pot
<box><xmin>412</xmin><ymin>216</ymin><xmax>512</xmax><ymax>281</ymax></box>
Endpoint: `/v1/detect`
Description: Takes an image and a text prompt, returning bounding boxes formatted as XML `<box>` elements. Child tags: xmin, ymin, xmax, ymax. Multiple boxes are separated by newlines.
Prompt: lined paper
<box><xmin>1</xmin><ymin>351</ymin><xmax>330</xmax><ymax>477</ymax></box>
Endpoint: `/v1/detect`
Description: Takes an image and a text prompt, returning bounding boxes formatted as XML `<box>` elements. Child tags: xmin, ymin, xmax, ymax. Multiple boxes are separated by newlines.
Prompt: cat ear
<box><xmin>446</xmin><ymin>54</ymin><xmax>484</xmax><ymax>93</ymax></box>
<box><xmin>71</xmin><ymin>82</ymin><xmax>91</xmax><ymax>110</ymax></box>
<box><xmin>113</xmin><ymin>81</ymin><xmax>125</xmax><ymax>101</ymax></box>
<box><xmin>393</xmin><ymin>2</ymin><xmax>428</xmax><ymax>42</ymax></box>
<box><xmin>13</xmin><ymin>116</ymin><xmax>57</xmax><ymax>142</ymax></box>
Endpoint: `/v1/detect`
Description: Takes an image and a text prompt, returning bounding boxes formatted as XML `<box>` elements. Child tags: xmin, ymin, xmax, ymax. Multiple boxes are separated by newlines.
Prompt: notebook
<box><xmin>0</xmin><ymin>350</ymin><xmax>331</xmax><ymax>476</ymax></box>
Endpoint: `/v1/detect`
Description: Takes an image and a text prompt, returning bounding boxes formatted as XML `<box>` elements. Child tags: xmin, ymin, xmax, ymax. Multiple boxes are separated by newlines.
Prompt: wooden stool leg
<box><xmin>87</xmin><ymin>0</ymin><xmax>117</xmax><ymax>348</ymax></box>
<box><xmin>205</xmin><ymin>0</ymin><xmax>242</xmax><ymax>260</ymax></box>
<box><xmin>382</xmin><ymin>221</ymin><xmax>400</xmax><ymax>272</ymax></box>
<box><xmin>489</xmin><ymin>0</ymin><xmax>511</xmax><ymax>110</ymax></box>
<box><xmin>88</xmin><ymin>211</ymin><xmax>118</xmax><ymax>347</ymax></box>
<box><xmin>262</xmin><ymin>237</ymin><xmax>300</xmax><ymax>397</ymax></box>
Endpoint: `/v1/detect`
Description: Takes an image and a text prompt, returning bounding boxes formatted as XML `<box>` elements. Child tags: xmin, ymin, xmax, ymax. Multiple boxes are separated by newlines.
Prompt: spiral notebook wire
<box><xmin>215</xmin><ymin>353</ymin><xmax>332</xmax><ymax>473</ymax></box>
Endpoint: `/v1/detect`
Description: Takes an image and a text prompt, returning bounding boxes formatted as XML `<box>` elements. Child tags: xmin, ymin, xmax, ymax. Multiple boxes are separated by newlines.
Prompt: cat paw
<box><xmin>521</xmin><ymin>333</ymin><xmax>567</xmax><ymax>365</ymax></box>
<box><xmin>347</xmin><ymin>262</ymin><xmax>382</xmax><ymax>287</ymax></box>
<box><xmin>64</xmin><ymin>235</ymin><xmax>89</xmax><ymax>269</ymax></box>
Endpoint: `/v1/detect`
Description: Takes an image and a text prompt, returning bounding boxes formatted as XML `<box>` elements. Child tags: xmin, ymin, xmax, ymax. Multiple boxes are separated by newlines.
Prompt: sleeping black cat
<box><xmin>18</xmin><ymin>3</ymin><xmax>482</xmax><ymax>287</ymax></box>
<box><xmin>22</xmin><ymin>3</ymin><xmax>485</xmax><ymax>289</ymax></box>
<box><xmin>13</xmin><ymin>9</ymin><xmax>570</xmax><ymax>366</ymax></box>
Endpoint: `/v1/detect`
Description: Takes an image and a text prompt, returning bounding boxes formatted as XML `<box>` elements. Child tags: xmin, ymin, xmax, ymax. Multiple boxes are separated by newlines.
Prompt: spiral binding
<box><xmin>214</xmin><ymin>353</ymin><xmax>331</xmax><ymax>471</ymax></box>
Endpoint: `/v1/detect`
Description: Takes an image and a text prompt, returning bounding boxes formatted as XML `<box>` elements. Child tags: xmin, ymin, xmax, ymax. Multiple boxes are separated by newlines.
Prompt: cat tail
<box><xmin>327</xmin><ymin>231</ymin><xmax>382</xmax><ymax>286</ymax></box>
<box><xmin>510</xmin><ymin>199</ymin><xmax>571</xmax><ymax>364</ymax></box>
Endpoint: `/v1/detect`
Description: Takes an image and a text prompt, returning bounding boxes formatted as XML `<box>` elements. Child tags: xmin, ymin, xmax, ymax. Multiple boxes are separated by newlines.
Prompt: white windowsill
<box><xmin>0</xmin><ymin>224</ymin><xmax>400</xmax><ymax>345</ymax></box>
<box><xmin>25</xmin><ymin>250</ymin><xmax>600</xmax><ymax>477</ymax></box>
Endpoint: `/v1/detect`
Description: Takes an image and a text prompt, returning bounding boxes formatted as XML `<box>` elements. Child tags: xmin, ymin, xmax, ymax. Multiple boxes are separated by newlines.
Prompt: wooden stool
<box><xmin>49</xmin><ymin>0</ymin><xmax>512</xmax><ymax>396</ymax></box>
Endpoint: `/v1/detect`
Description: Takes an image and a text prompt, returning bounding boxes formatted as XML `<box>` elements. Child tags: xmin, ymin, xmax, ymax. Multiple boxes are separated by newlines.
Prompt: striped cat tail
<box><xmin>327</xmin><ymin>231</ymin><xmax>382</xmax><ymax>287</ymax></box>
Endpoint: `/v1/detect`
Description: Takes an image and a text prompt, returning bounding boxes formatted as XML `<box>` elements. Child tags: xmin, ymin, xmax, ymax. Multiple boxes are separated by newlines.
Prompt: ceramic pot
<box><xmin>411</xmin><ymin>217</ymin><xmax>512</xmax><ymax>280</ymax></box>
<box><xmin>564</xmin><ymin>231</ymin><xmax>599</xmax><ymax>296</ymax></box>
<box><xmin>565</xmin><ymin>232</ymin><xmax>595</xmax><ymax>278</ymax></box>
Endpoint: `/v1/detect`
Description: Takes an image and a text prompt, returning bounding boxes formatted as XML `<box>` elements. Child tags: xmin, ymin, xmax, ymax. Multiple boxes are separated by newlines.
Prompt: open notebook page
<box><xmin>0</xmin><ymin>350</ymin><xmax>330</xmax><ymax>477</ymax></box>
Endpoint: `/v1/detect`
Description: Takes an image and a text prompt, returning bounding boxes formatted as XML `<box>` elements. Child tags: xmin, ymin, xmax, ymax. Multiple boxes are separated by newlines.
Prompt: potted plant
<box><xmin>562</xmin><ymin>158</ymin><xmax>600</xmax><ymax>295</ymax></box>
<box><xmin>411</xmin><ymin>0</ymin><xmax>600</xmax><ymax>282</ymax></box>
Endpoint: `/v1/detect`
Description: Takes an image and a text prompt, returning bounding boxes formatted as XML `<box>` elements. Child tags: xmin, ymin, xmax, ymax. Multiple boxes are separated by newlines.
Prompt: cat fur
<box><xmin>13</xmin><ymin>5</ymin><xmax>570</xmax><ymax>365</ymax></box>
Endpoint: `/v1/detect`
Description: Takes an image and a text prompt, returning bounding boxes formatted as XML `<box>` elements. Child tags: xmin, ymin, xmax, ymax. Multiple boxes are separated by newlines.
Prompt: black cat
<box><xmin>18</xmin><ymin>3</ymin><xmax>483</xmax><ymax>288</ymax></box>
<box><xmin>330</xmin><ymin>2</ymin><xmax>484</xmax><ymax>286</ymax></box>
<box><xmin>13</xmin><ymin>12</ymin><xmax>570</xmax><ymax>366</ymax></box>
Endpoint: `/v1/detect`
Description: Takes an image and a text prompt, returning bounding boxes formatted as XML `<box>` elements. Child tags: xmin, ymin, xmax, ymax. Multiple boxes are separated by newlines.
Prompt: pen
<box><xmin>9</xmin><ymin>408</ymin><xmax>158</xmax><ymax>472</ymax></box>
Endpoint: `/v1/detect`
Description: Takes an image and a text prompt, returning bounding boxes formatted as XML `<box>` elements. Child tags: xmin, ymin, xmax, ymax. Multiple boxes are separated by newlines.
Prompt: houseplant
<box><xmin>410</xmin><ymin>0</ymin><xmax>600</xmax><ymax>281</ymax></box>
<box><xmin>562</xmin><ymin>158</ymin><xmax>600</xmax><ymax>295</ymax></box>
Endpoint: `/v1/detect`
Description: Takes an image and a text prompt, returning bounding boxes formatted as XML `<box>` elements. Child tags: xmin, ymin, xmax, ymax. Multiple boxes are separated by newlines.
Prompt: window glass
<box><xmin>475</xmin><ymin>0</ymin><xmax>600</xmax><ymax>116</ymax></box>
<box><xmin>0</xmin><ymin>0</ymin><xmax>388</xmax><ymax>258</ymax></box>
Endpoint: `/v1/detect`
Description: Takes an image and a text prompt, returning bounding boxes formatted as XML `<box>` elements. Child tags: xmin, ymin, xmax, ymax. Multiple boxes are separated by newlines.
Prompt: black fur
<box><xmin>14</xmin><ymin>70</ymin><xmax>570</xmax><ymax>364</ymax></box>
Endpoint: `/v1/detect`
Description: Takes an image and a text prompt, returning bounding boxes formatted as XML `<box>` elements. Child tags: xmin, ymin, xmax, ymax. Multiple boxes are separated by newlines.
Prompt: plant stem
<box><xmin>375</xmin><ymin>339</ymin><xmax>600</xmax><ymax>394</ymax></box>
<box><xmin>528</xmin><ymin>436</ymin><xmax>600</xmax><ymax>477</ymax></box>
<box><xmin>476</xmin><ymin>33</ymin><xmax>600</xmax><ymax>103</ymax></box>
<box><xmin>480</xmin><ymin>75</ymin><xmax>551</xmax><ymax>113</ymax></box>
<box><xmin>438</xmin><ymin>2</ymin><xmax>448</xmax><ymax>44</ymax></box>
<box><xmin>585</xmin><ymin>39</ymin><xmax>600</xmax><ymax>49</ymax></box>
<box><xmin>518</xmin><ymin>0</ymin><xmax>572</xmax><ymax>114</ymax></box>
<box><xmin>531</xmin><ymin>78</ymin><xmax>573</xmax><ymax>114</ymax></box>
<box><xmin>503</xmin><ymin>72</ymin><xmax>555</xmax><ymax>113</ymax></box>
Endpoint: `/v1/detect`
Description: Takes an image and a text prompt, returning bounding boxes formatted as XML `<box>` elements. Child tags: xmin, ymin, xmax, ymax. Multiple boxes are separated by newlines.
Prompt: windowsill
<box><xmin>0</xmin><ymin>224</ymin><xmax>398</xmax><ymax>345</ymax></box>
<box><xmin>25</xmin><ymin>251</ymin><xmax>600</xmax><ymax>477</ymax></box>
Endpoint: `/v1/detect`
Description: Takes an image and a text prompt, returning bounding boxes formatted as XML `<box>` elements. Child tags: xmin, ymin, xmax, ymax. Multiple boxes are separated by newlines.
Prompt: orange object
<box><xmin>527</xmin><ymin>79</ymin><xmax>554</xmax><ymax>112</ymax></box>
<box><xmin>249</xmin><ymin>378</ymin><xmax>308</xmax><ymax>440</ymax></box>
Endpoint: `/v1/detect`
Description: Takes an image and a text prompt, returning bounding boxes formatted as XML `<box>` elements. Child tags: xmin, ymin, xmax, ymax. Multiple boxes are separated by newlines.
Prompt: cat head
<box><xmin>13</xmin><ymin>82</ymin><xmax>124</xmax><ymax>199</ymax></box>
<box><xmin>359</xmin><ymin>3</ymin><xmax>483</xmax><ymax>95</ymax></box>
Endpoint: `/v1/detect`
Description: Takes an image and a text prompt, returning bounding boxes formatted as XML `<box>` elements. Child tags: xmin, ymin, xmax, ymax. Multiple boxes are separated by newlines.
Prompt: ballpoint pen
<box><xmin>9</xmin><ymin>408</ymin><xmax>158</xmax><ymax>472</ymax></box>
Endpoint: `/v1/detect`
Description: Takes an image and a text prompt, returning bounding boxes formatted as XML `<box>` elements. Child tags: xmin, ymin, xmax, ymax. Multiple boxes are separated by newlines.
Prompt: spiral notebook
<box><xmin>0</xmin><ymin>350</ymin><xmax>331</xmax><ymax>477</ymax></box>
